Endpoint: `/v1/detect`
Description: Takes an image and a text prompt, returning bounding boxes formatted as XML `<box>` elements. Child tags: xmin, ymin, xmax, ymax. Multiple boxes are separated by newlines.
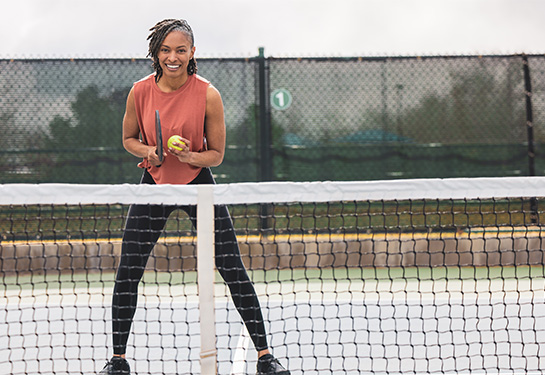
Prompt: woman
<box><xmin>99</xmin><ymin>19</ymin><xmax>289</xmax><ymax>375</ymax></box>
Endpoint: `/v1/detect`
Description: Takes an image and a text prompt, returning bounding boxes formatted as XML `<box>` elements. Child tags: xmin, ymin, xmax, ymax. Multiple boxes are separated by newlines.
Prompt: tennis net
<box><xmin>1</xmin><ymin>177</ymin><xmax>545</xmax><ymax>375</ymax></box>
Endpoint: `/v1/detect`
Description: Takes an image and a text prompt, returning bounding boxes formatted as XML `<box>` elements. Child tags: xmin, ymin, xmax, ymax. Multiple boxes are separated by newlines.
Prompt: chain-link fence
<box><xmin>1</xmin><ymin>54</ymin><xmax>544</xmax><ymax>184</ymax></box>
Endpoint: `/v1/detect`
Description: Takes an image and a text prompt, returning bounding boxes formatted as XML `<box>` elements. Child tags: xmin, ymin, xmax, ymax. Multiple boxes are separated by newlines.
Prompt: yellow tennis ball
<box><xmin>168</xmin><ymin>135</ymin><xmax>186</xmax><ymax>151</ymax></box>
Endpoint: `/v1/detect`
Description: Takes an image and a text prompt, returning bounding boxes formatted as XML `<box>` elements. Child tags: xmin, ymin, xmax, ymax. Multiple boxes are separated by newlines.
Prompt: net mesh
<box><xmin>1</xmin><ymin>178</ymin><xmax>545</xmax><ymax>375</ymax></box>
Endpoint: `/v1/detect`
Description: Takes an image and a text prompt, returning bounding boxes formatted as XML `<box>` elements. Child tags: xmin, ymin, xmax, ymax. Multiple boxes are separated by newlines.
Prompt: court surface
<box><xmin>2</xmin><ymin>277</ymin><xmax>545</xmax><ymax>375</ymax></box>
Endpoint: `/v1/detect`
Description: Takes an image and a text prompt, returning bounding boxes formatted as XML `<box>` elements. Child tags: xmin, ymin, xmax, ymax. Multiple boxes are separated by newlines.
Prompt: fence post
<box><xmin>257</xmin><ymin>47</ymin><xmax>273</xmax><ymax>231</ymax></box>
<box><xmin>257</xmin><ymin>47</ymin><xmax>272</xmax><ymax>181</ymax></box>
<box><xmin>522</xmin><ymin>55</ymin><xmax>535</xmax><ymax>177</ymax></box>
<box><xmin>522</xmin><ymin>54</ymin><xmax>538</xmax><ymax>223</ymax></box>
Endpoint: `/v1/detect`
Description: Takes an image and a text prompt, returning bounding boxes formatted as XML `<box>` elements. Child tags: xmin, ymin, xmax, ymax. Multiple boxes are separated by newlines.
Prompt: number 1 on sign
<box><xmin>275</xmin><ymin>92</ymin><xmax>285</xmax><ymax>107</ymax></box>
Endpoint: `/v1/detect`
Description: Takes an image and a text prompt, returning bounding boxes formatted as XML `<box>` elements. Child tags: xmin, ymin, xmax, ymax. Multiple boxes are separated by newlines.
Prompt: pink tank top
<box><xmin>133</xmin><ymin>73</ymin><xmax>209</xmax><ymax>185</ymax></box>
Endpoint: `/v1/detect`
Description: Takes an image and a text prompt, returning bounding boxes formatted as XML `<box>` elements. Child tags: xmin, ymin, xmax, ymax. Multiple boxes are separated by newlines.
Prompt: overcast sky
<box><xmin>1</xmin><ymin>0</ymin><xmax>544</xmax><ymax>59</ymax></box>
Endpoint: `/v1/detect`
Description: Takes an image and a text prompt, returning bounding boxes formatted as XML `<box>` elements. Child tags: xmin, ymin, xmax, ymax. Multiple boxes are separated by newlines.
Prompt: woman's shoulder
<box><xmin>132</xmin><ymin>74</ymin><xmax>156</xmax><ymax>98</ymax></box>
<box><xmin>134</xmin><ymin>73</ymin><xmax>155</xmax><ymax>87</ymax></box>
<box><xmin>194</xmin><ymin>74</ymin><xmax>211</xmax><ymax>87</ymax></box>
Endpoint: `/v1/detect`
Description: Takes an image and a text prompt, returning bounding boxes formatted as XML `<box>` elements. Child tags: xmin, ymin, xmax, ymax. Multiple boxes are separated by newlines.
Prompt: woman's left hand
<box><xmin>168</xmin><ymin>136</ymin><xmax>192</xmax><ymax>163</ymax></box>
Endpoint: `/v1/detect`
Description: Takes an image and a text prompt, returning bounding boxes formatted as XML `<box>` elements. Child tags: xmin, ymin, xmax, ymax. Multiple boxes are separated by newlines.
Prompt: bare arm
<box><xmin>122</xmin><ymin>87</ymin><xmax>164</xmax><ymax>166</ymax></box>
<box><xmin>168</xmin><ymin>84</ymin><xmax>226</xmax><ymax>167</ymax></box>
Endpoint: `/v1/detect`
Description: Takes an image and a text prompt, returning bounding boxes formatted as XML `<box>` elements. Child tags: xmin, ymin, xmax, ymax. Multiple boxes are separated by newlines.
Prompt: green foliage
<box><xmin>227</xmin><ymin>104</ymin><xmax>258</xmax><ymax>147</ymax></box>
<box><xmin>395</xmin><ymin>66</ymin><xmax>529</xmax><ymax>145</ymax></box>
<box><xmin>42</xmin><ymin>85</ymin><xmax>136</xmax><ymax>183</ymax></box>
<box><xmin>275</xmin><ymin>65</ymin><xmax>537</xmax><ymax>181</ymax></box>
<box><xmin>0</xmin><ymin>110</ymin><xmax>15</xmax><ymax>150</ymax></box>
<box><xmin>227</xmin><ymin>103</ymin><xmax>285</xmax><ymax>149</ymax></box>
<box><xmin>0</xmin><ymin>102</ymin><xmax>45</xmax><ymax>182</ymax></box>
<box><xmin>44</xmin><ymin>86</ymin><xmax>127</xmax><ymax>150</ymax></box>
<box><xmin>221</xmin><ymin>104</ymin><xmax>286</xmax><ymax>181</ymax></box>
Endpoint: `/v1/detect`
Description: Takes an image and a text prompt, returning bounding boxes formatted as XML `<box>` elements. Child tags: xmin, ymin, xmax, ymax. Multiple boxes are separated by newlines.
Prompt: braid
<box><xmin>147</xmin><ymin>19</ymin><xmax>197</xmax><ymax>82</ymax></box>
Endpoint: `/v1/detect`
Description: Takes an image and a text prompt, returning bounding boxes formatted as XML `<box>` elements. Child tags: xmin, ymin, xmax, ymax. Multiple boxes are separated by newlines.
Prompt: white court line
<box><xmin>230</xmin><ymin>325</ymin><xmax>251</xmax><ymax>375</ymax></box>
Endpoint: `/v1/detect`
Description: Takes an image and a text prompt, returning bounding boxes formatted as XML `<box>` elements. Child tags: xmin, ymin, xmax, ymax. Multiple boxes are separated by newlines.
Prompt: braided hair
<box><xmin>147</xmin><ymin>19</ymin><xmax>197</xmax><ymax>82</ymax></box>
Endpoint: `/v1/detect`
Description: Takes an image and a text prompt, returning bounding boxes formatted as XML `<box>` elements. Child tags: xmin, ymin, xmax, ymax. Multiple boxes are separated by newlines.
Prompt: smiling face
<box><xmin>157</xmin><ymin>30</ymin><xmax>196</xmax><ymax>81</ymax></box>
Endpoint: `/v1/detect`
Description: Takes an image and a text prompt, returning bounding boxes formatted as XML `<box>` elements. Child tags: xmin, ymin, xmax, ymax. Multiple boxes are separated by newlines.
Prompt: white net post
<box><xmin>197</xmin><ymin>185</ymin><xmax>217</xmax><ymax>374</ymax></box>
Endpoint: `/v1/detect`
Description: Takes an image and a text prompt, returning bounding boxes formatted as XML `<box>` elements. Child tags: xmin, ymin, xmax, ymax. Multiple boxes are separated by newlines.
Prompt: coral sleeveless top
<box><xmin>133</xmin><ymin>73</ymin><xmax>209</xmax><ymax>185</ymax></box>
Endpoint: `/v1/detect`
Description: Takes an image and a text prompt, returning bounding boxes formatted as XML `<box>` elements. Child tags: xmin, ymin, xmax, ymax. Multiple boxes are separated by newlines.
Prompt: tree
<box><xmin>44</xmin><ymin>86</ymin><xmax>127</xmax><ymax>150</ymax></box>
<box><xmin>398</xmin><ymin>65</ymin><xmax>529</xmax><ymax>145</ymax></box>
<box><xmin>42</xmin><ymin>85</ymin><xmax>133</xmax><ymax>183</ymax></box>
<box><xmin>224</xmin><ymin>103</ymin><xmax>285</xmax><ymax>181</ymax></box>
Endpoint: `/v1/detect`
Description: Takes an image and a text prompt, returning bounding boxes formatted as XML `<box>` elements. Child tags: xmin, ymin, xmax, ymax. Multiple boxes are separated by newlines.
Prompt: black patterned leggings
<box><xmin>111</xmin><ymin>168</ymin><xmax>268</xmax><ymax>354</ymax></box>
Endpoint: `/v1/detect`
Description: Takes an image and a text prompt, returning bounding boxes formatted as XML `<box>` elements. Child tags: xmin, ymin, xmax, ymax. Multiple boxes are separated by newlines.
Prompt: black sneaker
<box><xmin>98</xmin><ymin>357</ymin><xmax>130</xmax><ymax>375</ymax></box>
<box><xmin>257</xmin><ymin>354</ymin><xmax>290</xmax><ymax>375</ymax></box>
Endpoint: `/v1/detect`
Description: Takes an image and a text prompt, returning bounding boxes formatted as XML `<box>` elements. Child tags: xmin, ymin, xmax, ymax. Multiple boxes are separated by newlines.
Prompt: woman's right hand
<box><xmin>146</xmin><ymin>145</ymin><xmax>165</xmax><ymax>166</ymax></box>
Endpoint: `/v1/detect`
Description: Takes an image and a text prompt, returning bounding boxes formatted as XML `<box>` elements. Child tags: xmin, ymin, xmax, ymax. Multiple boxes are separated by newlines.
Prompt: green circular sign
<box><xmin>271</xmin><ymin>89</ymin><xmax>292</xmax><ymax>110</ymax></box>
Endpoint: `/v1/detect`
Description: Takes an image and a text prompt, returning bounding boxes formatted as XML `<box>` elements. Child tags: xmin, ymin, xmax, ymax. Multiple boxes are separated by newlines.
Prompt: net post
<box><xmin>197</xmin><ymin>185</ymin><xmax>217</xmax><ymax>374</ymax></box>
